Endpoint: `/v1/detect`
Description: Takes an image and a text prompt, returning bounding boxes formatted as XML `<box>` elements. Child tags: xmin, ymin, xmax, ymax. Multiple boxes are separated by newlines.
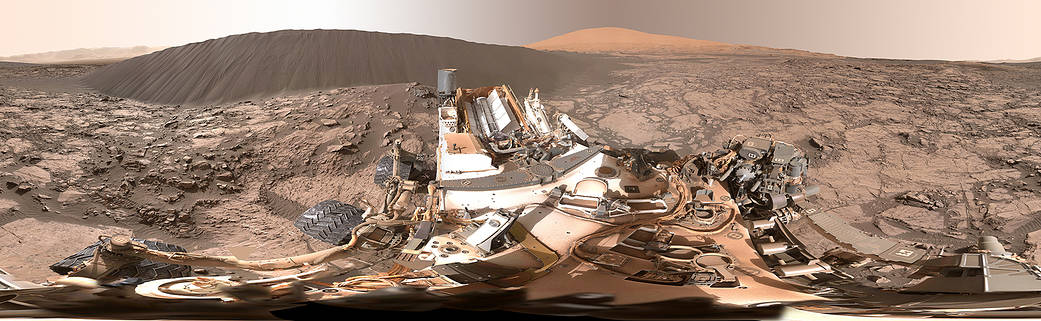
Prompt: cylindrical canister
<box><xmin>437</xmin><ymin>69</ymin><xmax>457</xmax><ymax>97</ymax></box>
<box><xmin>777</xmin><ymin>263</ymin><xmax>830</xmax><ymax>277</ymax></box>
<box><xmin>751</xmin><ymin>219</ymin><xmax>776</xmax><ymax>230</ymax></box>
<box><xmin>757</xmin><ymin>241</ymin><xmax>792</xmax><ymax>255</ymax></box>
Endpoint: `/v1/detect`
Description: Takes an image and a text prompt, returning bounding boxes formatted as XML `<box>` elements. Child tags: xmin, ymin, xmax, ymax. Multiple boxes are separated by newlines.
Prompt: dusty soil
<box><xmin>3</xmin><ymin>28</ymin><xmax>1041</xmax><ymax>286</ymax></box>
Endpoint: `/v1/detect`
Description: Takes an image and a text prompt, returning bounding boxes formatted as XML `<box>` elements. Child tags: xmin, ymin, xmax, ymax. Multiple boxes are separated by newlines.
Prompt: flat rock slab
<box><xmin>12</xmin><ymin>166</ymin><xmax>51</xmax><ymax>185</ymax></box>
<box><xmin>879</xmin><ymin>205</ymin><xmax>946</xmax><ymax>233</ymax></box>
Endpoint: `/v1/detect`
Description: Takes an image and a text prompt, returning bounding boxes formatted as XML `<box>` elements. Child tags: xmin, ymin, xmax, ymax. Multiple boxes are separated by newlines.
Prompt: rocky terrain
<box><xmin>0</xmin><ymin>63</ymin><xmax>442</xmax><ymax>281</ymax></box>
<box><xmin>541</xmin><ymin>50</ymin><xmax>1041</xmax><ymax>287</ymax></box>
<box><xmin>2</xmin><ymin>28</ymin><xmax>1041</xmax><ymax>287</ymax></box>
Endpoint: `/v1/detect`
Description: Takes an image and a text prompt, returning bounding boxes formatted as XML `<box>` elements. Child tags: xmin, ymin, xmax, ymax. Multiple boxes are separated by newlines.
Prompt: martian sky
<box><xmin>3</xmin><ymin>0</ymin><xmax>1039</xmax><ymax>61</ymax></box>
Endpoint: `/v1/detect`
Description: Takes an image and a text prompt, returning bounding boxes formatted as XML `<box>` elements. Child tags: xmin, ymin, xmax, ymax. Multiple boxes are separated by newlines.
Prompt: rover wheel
<box><xmin>373</xmin><ymin>155</ymin><xmax>396</xmax><ymax>187</ymax></box>
<box><xmin>50</xmin><ymin>238</ymin><xmax>192</xmax><ymax>280</ymax></box>
<box><xmin>293</xmin><ymin>200</ymin><xmax>365</xmax><ymax>245</ymax></box>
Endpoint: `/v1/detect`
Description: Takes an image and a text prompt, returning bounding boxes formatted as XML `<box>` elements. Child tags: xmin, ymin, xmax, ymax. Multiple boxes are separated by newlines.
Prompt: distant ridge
<box><xmin>987</xmin><ymin>57</ymin><xmax>1041</xmax><ymax>64</ymax></box>
<box><xmin>84</xmin><ymin>29</ymin><xmax>591</xmax><ymax>105</ymax></box>
<box><xmin>525</xmin><ymin>27</ymin><xmax>734</xmax><ymax>53</ymax></box>
<box><xmin>525</xmin><ymin>27</ymin><xmax>832</xmax><ymax>59</ymax></box>
<box><xmin>0</xmin><ymin>46</ymin><xmax>166</xmax><ymax>64</ymax></box>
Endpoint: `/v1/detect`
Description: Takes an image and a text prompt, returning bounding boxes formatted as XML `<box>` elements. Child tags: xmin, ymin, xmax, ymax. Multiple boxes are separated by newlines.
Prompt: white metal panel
<box><xmin>487</xmin><ymin>90</ymin><xmax>513</xmax><ymax>132</ymax></box>
<box><xmin>441</xmin><ymin>153</ymin><xmax>605</xmax><ymax>210</ymax></box>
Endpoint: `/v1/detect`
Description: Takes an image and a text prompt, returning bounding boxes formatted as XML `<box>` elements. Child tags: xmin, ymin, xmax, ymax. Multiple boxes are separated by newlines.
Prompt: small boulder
<box><xmin>898</xmin><ymin>191</ymin><xmax>934</xmax><ymax>207</ymax></box>
<box><xmin>808</xmin><ymin>137</ymin><xmax>825</xmax><ymax>149</ymax></box>
<box><xmin>215</xmin><ymin>172</ymin><xmax>234</xmax><ymax>181</ymax></box>
<box><xmin>177</xmin><ymin>180</ymin><xmax>197</xmax><ymax>190</ymax></box>
<box><xmin>191</xmin><ymin>161</ymin><xmax>211</xmax><ymax>171</ymax></box>
<box><xmin>326</xmin><ymin>144</ymin><xmax>350</xmax><ymax>153</ymax></box>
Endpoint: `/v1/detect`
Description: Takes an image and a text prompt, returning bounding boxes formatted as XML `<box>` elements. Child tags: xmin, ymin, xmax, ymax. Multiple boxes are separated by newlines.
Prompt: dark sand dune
<box><xmin>84</xmin><ymin>30</ymin><xmax>594</xmax><ymax>105</ymax></box>
<box><xmin>0</xmin><ymin>61</ymin><xmax>36</xmax><ymax>67</ymax></box>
